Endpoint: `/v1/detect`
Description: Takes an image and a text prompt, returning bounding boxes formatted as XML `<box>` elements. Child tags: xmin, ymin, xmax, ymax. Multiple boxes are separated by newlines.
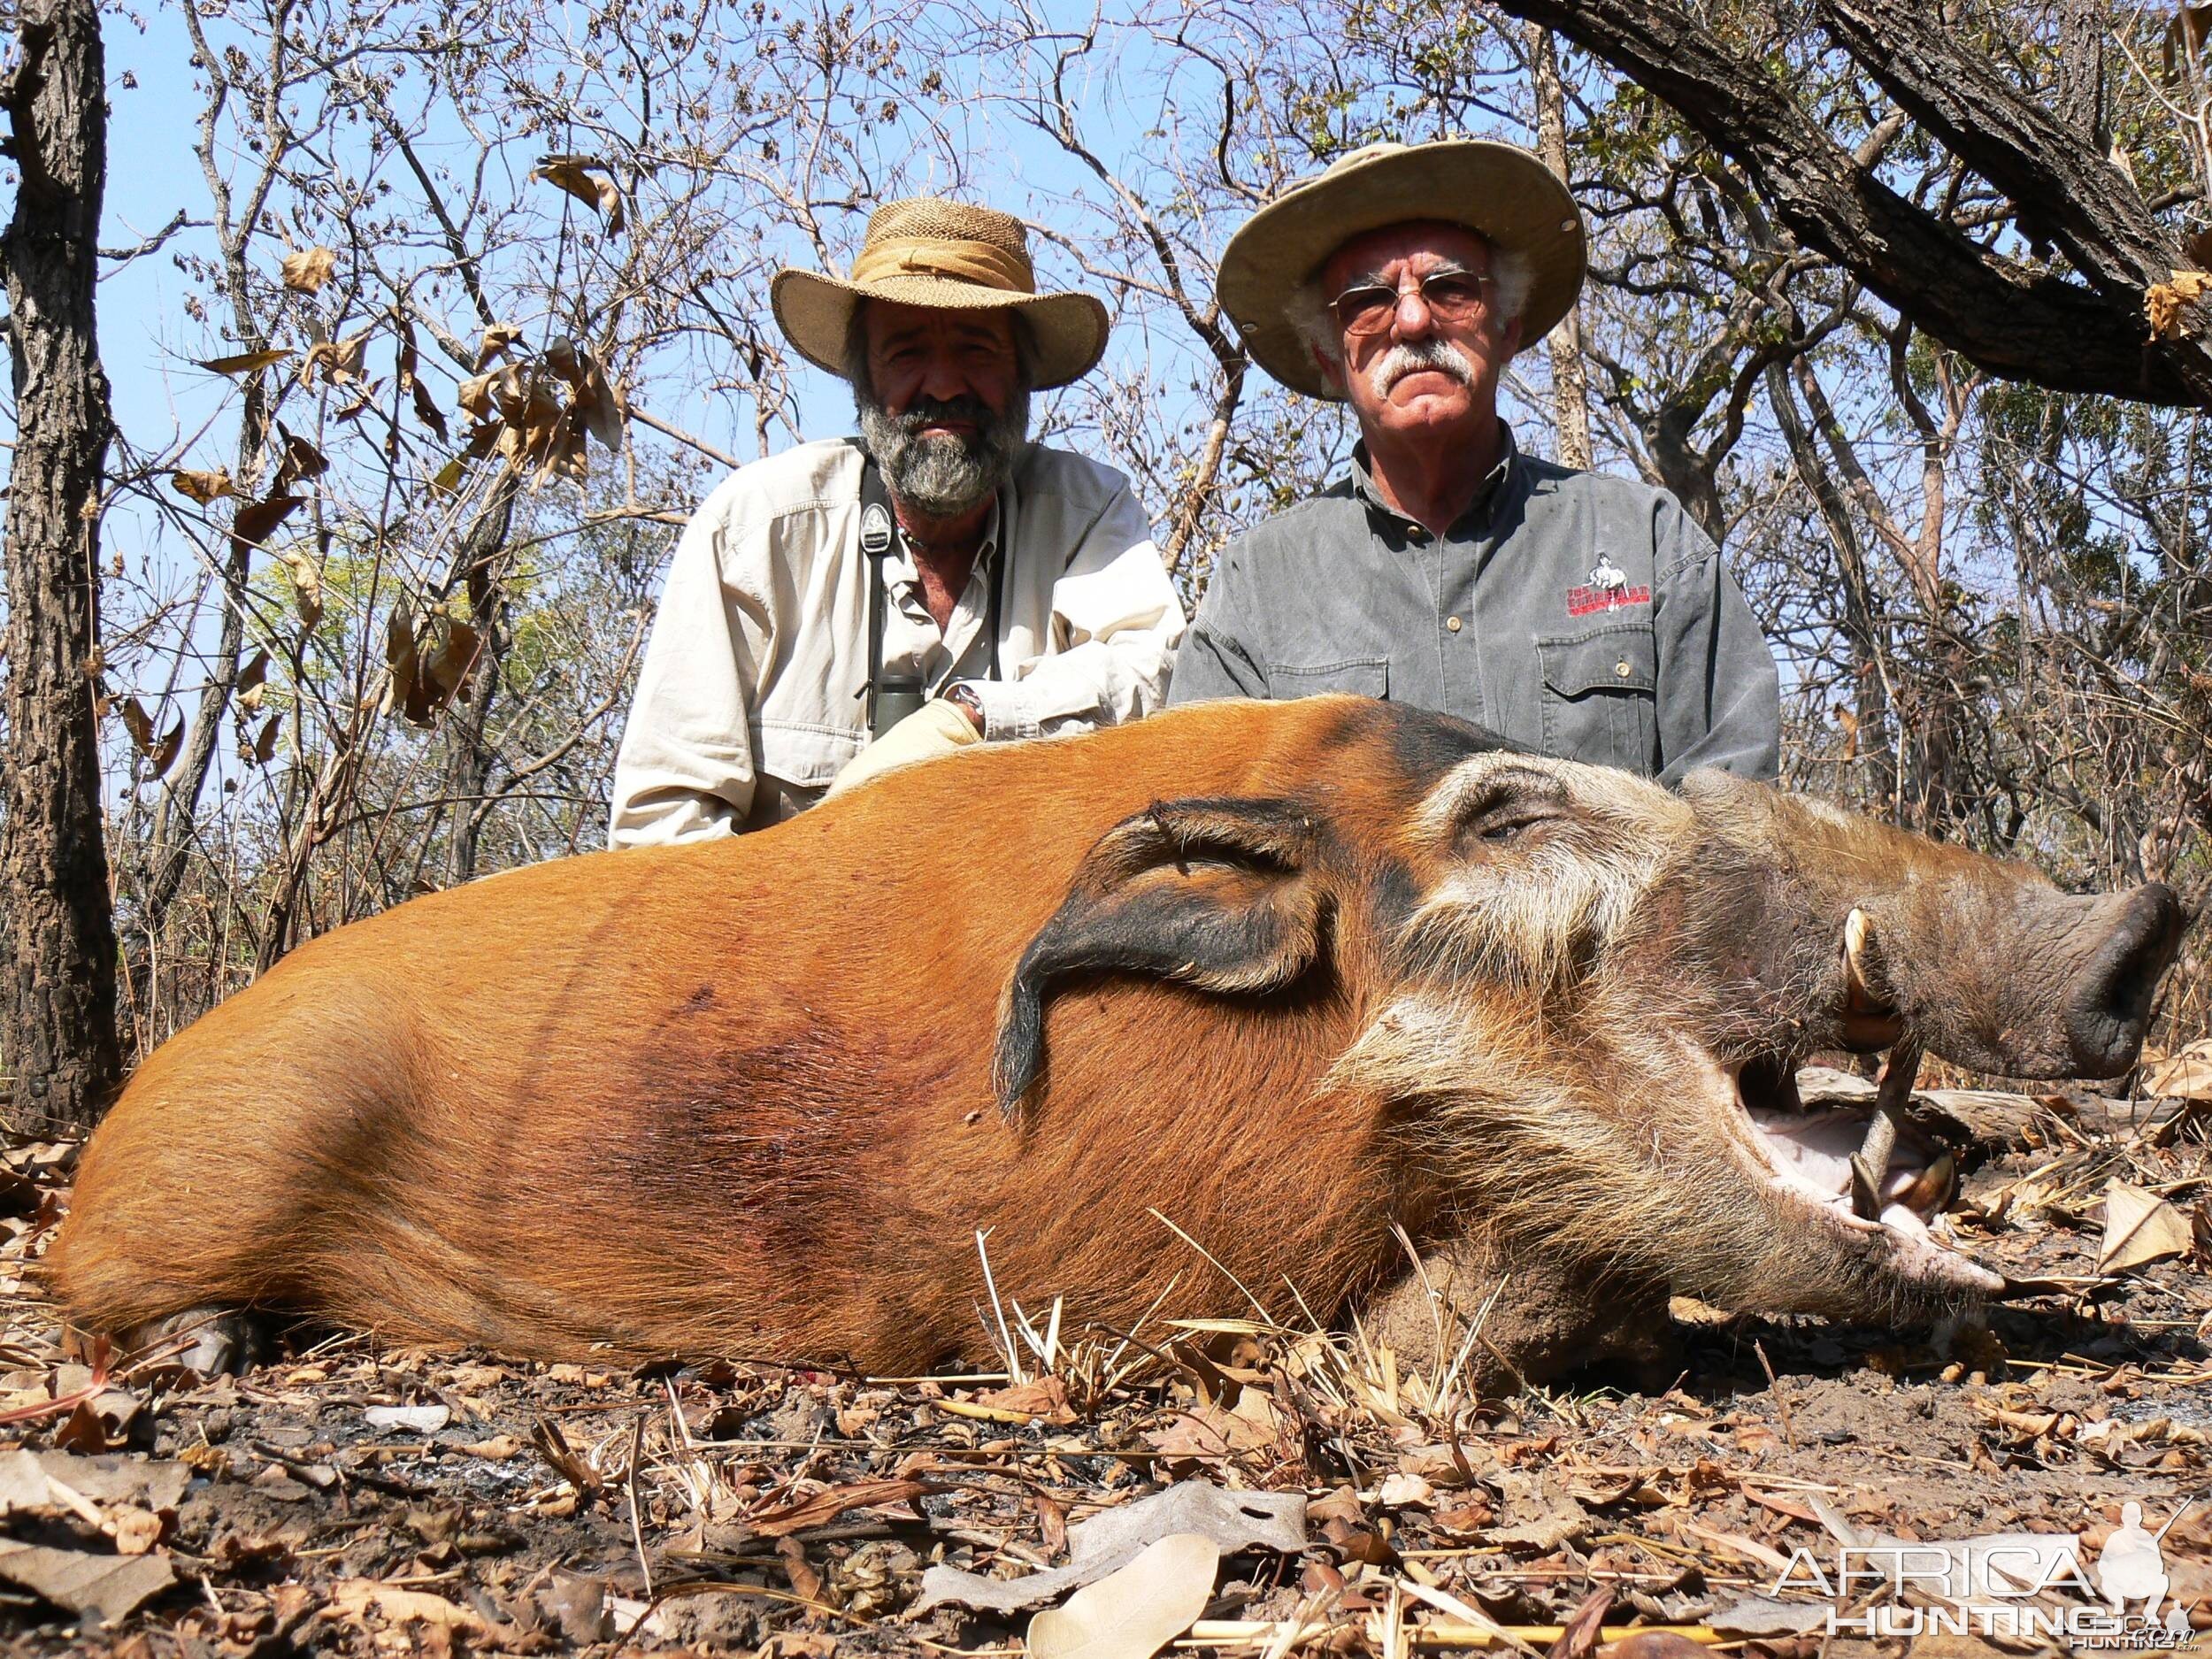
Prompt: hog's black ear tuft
<box><xmin>993</xmin><ymin>797</ymin><xmax>1330</xmax><ymax>1118</ymax></box>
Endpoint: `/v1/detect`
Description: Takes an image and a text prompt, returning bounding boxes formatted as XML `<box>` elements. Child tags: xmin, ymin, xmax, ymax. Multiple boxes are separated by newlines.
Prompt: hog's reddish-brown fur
<box><xmin>52</xmin><ymin>694</ymin><xmax>2183</xmax><ymax>1376</ymax></box>
<box><xmin>51</xmin><ymin>697</ymin><xmax>1460</xmax><ymax>1368</ymax></box>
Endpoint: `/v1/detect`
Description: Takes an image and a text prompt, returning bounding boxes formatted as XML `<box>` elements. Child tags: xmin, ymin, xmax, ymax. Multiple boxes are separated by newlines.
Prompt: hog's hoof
<box><xmin>119</xmin><ymin>1306</ymin><xmax>274</xmax><ymax>1376</ymax></box>
<box><xmin>1363</xmin><ymin>1236</ymin><xmax>1678</xmax><ymax>1396</ymax></box>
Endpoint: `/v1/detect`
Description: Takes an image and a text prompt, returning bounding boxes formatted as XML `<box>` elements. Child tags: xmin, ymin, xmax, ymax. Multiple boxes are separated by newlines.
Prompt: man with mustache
<box><xmin>610</xmin><ymin>199</ymin><xmax>1184</xmax><ymax>842</ymax></box>
<box><xmin>1170</xmin><ymin>141</ymin><xmax>1779</xmax><ymax>783</ymax></box>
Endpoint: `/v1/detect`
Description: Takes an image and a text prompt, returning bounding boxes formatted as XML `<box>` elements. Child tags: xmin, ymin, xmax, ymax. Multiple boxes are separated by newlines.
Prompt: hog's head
<box><xmin>1324</xmin><ymin>750</ymin><xmax>2185</xmax><ymax>1325</ymax></box>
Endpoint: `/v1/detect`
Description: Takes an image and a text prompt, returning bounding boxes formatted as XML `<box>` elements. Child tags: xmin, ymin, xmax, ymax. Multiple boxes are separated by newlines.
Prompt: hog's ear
<box><xmin>993</xmin><ymin>797</ymin><xmax>1328</xmax><ymax>1118</ymax></box>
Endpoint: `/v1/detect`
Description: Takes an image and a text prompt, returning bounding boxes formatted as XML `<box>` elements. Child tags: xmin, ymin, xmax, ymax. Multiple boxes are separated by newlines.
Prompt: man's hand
<box><xmin>943</xmin><ymin>681</ymin><xmax>987</xmax><ymax>733</ymax></box>
<box><xmin>825</xmin><ymin>699</ymin><xmax>983</xmax><ymax>800</ymax></box>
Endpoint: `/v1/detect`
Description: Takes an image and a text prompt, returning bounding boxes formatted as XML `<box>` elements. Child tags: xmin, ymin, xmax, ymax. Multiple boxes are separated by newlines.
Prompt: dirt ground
<box><xmin>0</xmin><ymin>1075</ymin><xmax>2205</xmax><ymax>1658</ymax></box>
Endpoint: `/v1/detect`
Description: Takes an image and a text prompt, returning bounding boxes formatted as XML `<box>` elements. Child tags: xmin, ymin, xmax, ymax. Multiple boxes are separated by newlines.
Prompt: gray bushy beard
<box><xmin>856</xmin><ymin>383</ymin><xmax>1032</xmax><ymax>519</ymax></box>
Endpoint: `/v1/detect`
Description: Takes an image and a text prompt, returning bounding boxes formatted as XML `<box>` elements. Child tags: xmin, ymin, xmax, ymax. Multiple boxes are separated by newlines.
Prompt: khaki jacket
<box><xmin>610</xmin><ymin>439</ymin><xmax>1185</xmax><ymax>844</ymax></box>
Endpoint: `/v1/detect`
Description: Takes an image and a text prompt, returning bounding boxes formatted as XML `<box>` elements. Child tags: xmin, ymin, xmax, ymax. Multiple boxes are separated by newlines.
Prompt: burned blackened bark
<box><xmin>0</xmin><ymin>0</ymin><xmax>123</xmax><ymax>1126</ymax></box>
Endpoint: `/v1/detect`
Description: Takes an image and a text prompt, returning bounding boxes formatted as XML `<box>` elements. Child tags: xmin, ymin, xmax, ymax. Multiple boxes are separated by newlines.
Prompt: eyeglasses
<box><xmin>1328</xmin><ymin>271</ymin><xmax>1493</xmax><ymax>339</ymax></box>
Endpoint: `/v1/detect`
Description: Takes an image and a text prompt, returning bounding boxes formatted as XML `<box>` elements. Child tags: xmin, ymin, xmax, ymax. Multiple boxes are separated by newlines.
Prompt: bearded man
<box><xmin>1170</xmin><ymin>141</ymin><xmax>1779</xmax><ymax>784</ymax></box>
<box><xmin>610</xmin><ymin>199</ymin><xmax>1185</xmax><ymax>843</ymax></box>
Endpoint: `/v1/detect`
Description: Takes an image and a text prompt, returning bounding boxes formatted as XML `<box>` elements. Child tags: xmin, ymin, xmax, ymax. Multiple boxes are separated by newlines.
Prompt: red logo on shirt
<box><xmin>1567</xmin><ymin>556</ymin><xmax>1648</xmax><ymax>618</ymax></box>
<box><xmin>1565</xmin><ymin>582</ymin><xmax>1651</xmax><ymax>618</ymax></box>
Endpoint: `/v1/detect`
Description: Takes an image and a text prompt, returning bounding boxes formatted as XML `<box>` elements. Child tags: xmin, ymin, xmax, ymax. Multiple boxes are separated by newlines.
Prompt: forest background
<box><xmin>3</xmin><ymin>0</ymin><xmax>2208</xmax><ymax>1126</ymax></box>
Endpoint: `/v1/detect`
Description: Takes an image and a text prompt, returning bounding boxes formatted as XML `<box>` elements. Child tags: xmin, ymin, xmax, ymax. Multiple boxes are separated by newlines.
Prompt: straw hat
<box><xmin>771</xmin><ymin>198</ymin><xmax>1110</xmax><ymax>390</ymax></box>
<box><xmin>1217</xmin><ymin>139</ymin><xmax>1588</xmax><ymax>401</ymax></box>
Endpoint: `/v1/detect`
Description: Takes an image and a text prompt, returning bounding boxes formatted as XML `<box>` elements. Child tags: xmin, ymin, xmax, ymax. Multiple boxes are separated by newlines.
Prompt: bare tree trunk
<box><xmin>138</xmin><ymin>12</ymin><xmax>286</xmax><ymax>926</ymax></box>
<box><xmin>0</xmin><ymin>0</ymin><xmax>123</xmax><ymax>1129</ymax></box>
<box><xmin>2054</xmin><ymin>0</ymin><xmax>2105</xmax><ymax>146</ymax></box>
<box><xmin>1494</xmin><ymin>0</ymin><xmax>2209</xmax><ymax>406</ymax></box>
<box><xmin>442</xmin><ymin>476</ymin><xmax>519</xmax><ymax>885</ymax></box>
<box><xmin>141</xmin><ymin>380</ymin><xmax>269</xmax><ymax>919</ymax></box>
<box><xmin>1527</xmin><ymin>22</ymin><xmax>1594</xmax><ymax>470</ymax></box>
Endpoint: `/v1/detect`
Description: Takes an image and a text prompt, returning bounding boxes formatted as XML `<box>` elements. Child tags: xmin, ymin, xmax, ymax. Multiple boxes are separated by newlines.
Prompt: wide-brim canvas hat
<box><xmin>772</xmin><ymin>198</ymin><xmax>1110</xmax><ymax>390</ymax></box>
<box><xmin>1218</xmin><ymin>139</ymin><xmax>1588</xmax><ymax>401</ymax></box>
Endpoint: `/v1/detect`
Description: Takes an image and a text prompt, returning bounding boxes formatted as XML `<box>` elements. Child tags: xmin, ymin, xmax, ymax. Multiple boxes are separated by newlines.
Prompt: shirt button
<box><xmin>1406</xmin><ymin>526</ymin><xmax>1428</xmax><ymax>542</ymax></box>
<box><xmin>1447</xmin><ymin>616</ymin><xmax>1463</xmax><ymax>633</ymax></box>
<box><xmin>1615</xmin><ymin>659</ymin><xmax>1632</xmax><ymax>679</ymax></box>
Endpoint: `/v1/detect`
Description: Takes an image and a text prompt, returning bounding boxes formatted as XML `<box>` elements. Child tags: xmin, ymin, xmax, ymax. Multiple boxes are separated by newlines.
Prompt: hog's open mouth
<box><xmin>1724</xmin><ymin>1054</ymin><xmax>2006</xmax><ymax>1298</ymax></box>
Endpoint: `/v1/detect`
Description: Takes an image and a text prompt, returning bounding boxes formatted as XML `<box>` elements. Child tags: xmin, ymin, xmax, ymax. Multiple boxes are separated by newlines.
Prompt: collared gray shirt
<box><xmin>1168</xmin><ymin>430</ymin><xmax>1780</xmax><ymax>784</ymax></box>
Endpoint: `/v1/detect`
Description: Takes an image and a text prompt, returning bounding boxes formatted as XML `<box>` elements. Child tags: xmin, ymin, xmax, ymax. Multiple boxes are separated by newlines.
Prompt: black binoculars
<box><xmin>871</xmin><ymin>672</ymin><xmax>928</xmax><ymax>738</ymax></box>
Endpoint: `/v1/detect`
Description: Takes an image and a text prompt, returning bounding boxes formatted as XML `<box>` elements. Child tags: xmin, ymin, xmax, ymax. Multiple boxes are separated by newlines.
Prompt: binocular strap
<box><xmin>859</xmin><ymin>446</ymin><xmax>1004</xmax><ymax>738</ymax></box>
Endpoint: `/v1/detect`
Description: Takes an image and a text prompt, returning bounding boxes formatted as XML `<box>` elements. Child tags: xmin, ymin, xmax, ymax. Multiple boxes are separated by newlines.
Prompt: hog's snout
<box><xmin>1864</xmin><ymin>878</ymin><xmax>2187</xmax><ymax>1079</ymax></box>
<box><xmin>2061</xmin><ymin>882</ymin><xmax>2185</xmax><ymax>1076</ymax></box>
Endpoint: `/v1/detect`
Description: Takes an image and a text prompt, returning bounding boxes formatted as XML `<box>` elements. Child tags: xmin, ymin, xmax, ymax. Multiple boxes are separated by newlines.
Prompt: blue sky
<box><xmin>79</xmin><ymin>2</ymin><xmax>1302</xmax><ymax>510</ymax></box>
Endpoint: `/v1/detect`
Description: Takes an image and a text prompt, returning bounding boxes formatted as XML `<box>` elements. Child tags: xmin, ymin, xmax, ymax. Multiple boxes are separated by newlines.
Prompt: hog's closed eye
<box><xmin>1454</xmin><ymin>776</ymin><xmax>1571</xmax><ymax>853</ymax></box>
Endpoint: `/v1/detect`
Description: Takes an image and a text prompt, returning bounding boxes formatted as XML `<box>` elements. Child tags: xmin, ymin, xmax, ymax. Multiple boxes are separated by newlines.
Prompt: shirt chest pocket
<box><xmin>753</xmin><ymin>718</ymin><xmax>864</xmax><ymax>790</ymax></box>
<box><xmin>1536</xmin><ymin>626</ymin><xmax>1658</xmax><ymax>776</ymax></box>
<box><xmin>1266</xmin><ymin>657</ymin><xmax>1389</xmax><ymax>701</ymax></box>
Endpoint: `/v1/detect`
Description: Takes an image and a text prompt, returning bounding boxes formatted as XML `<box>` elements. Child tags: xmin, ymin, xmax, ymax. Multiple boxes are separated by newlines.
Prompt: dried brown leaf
<box><xmin>384</xmin><ymin>603</ymin><xmax>420</xmax><ymax>722</ymax></box>
<box><xmin>279</xmin><ymin>247</ymin><xmax>336</xmax><ymax>294</ymax></box>
<box><xmin>170</xmin><ymin>468</ymin><xmax>236</xmax><ymax>505</ymax></box>
<box><xmin>273</xmin><ymin>428</ymin><xmax>328</xmax><ymax>495</ymax></box>
<box><xmin>544</xmin><ymin>336</ymin><xmax>581</xmax><ymax>384</ymax></box>
<box><xmin>321</xmin><ymin>1579</ymin><xmax>492</xmax><ymax>1640</ymax></box>
<box><xmin>250</xmin><ymin>714</ymin><xmax>280</xmax><ymax>766</ymax></box>
<box><xmin>279</xmin><ymin>551</ymin><xmax>324</xmax><ymax>630</ymax></box>
<box><xmin>1033</xmin><ymin>1491</ymin><xmax>1069</xmax><ymax>1560</ymax></box>
<box><xmin>2100</xmin><ymin>1179</ymin><xmax>2192</xmax><ymax>1274</ymax></box>
<box><xmin>197</xmin><ymin>348</ymin><xmax>294</xmax><ymax>377</ymax></box>
<box><xmin>0</xmin><ymin>1541</ymin><xmax>174</xmax><ymax>1626</ymax></box>
<box><xmin>301</xmin><ymin>334</ymin><xmax>369</xmax><ymax>388</ymax></box>
<box><xmin>2147</xmin><ymin>1039</ymin><xmax>2212</xmax><ymax>1101</ymax></box>
<box><xmin>775</xmin><ymin>1536</ymin><xmax>823</xmax><ymax>1604</ymax></box>
<box><xmin>393</xmin><ymin>311</ymin><xmax>419</xmax><ymax>392</ymax></box>
<box><xmin>2147</xmin><ymin>271</ymin><xmax>2212</xmax><ymax>340</ymax></box>
<box><xmin>411</xmin><ymin>378</ymin><xmax>450</xmax><ymax>443</ymax></box>
<box><xmin>473</xmin><ymin>325</ymin><xmax>522</xmax><ymax>372</ymax></box>
<box><xmin>419</xmin><ymin>618</ymin><xmax>480</xmax><ymax>716</ymax></box>
<box><xmin>231</xmin><ymin>493</ymin><xmax>304</xmax><ymax>550</ymax></box>
<box><xmin>1146</xmin><ymin>1394</ymin><xmax>1285</xmax><ymax>1466</ymax></box>
<box><xmin>744</xmin><ymin>1475</ymin><xmax>938</xmax><ymax>1538</ymax></box>
<box><xmin>236</xmin><ymin>647</ymin><xmax>270</xmax><ymax>697</ymax></box>
<box><xmin>571</xmin><ymin>355</ymin><xmax>625</xmax><ymax>453</ymax></box>
<box><xmin>974</xmin><ymin>1375</ymin><xmax>1075</xmax><ymax>1424</ymax></box>
<box><xmin>457</xmin><ymin>369</ymin><xmax>500</xmax><ymax>422</ymax></box>
<box><xmin>1550</xmin><ymin>1587</ymin><xmax>1615</xmax><ymax>1659</ymax></box>
<box><xmin>118</xmin><ymin>698</ymin><xmax>154</xmax><ymax>756</ymax></box>
<box><xmin>1026</xmin><ymin>1532</ymin><xmax>1217</xmax><ymax>1659</ymax></box>
<box><xmin>149</xmin><ymin>716</ymin><xmax>184</xmax><ymax>779</ymax></box>
<box><xmin>532</xmin><ymin>158</ymin><xmax>625</xmax><ymax>234</ymax></box>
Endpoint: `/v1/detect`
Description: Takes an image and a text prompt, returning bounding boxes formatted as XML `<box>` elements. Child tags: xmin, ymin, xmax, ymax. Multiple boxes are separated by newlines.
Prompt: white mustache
<box><xmin>1370</xmin><ymin>340</ymin><xmax>1475</xmax><ymax>398</ymax></box>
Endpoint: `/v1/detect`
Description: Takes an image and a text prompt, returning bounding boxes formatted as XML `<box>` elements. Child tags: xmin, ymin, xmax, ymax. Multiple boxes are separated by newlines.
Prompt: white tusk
<box><xmin>1843</xmin><ymin>907</ymin><xmax>1880</xmax><ymax>1007</ymax></box>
